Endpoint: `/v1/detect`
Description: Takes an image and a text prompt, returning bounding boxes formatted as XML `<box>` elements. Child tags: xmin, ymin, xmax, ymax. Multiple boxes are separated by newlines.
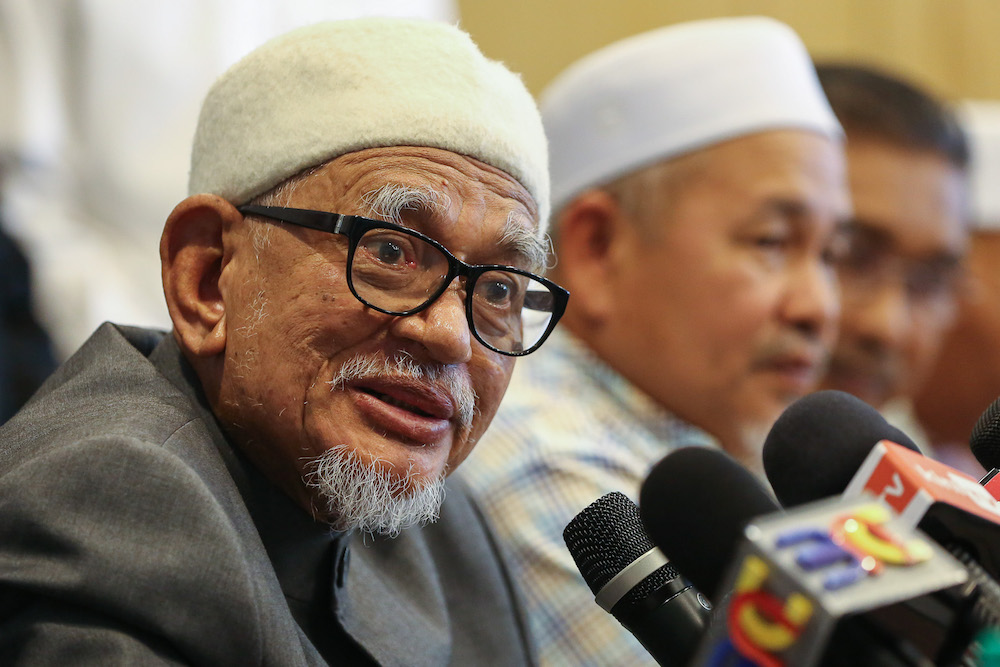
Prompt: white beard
<box><xmin>303</xmin><ymin>444</ymin><xmax>447</xmax><ymax>536</ymax></box>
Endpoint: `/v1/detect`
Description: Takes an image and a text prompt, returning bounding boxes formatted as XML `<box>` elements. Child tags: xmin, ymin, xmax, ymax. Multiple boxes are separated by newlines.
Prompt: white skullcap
<box><xmin>958</xmin><ymin>100</ymin><xmax>1000</xmax><ymax>229</ymax></box>
<box><xmin>189</xmin><ymin>18</ymin><xmax>550</xmax><ymax>231</ymax></box>
<box><xmin>541</xmin><ymin>16</ymin><xmax>842</xmax><ymax>211</ymax></box>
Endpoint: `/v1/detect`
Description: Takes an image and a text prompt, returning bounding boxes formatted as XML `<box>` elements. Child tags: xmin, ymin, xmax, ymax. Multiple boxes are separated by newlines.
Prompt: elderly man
<box><xmin>0</xmin><ymin>18</ymin><xmax>567</xmax><ymax>665</ymax></box>
<box><xmin>815</xmin><ymin>64</ymin><xmax>969</xmax><ymax>446</ymax></box>
<box><xmin>460</xmin><ymin>17</ymin><xmax>849</xmax><ymax>665</ymax></box>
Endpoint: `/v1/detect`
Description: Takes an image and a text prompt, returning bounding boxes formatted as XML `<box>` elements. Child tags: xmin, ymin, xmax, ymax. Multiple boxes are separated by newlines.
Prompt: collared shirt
<box><xmin>460</xmin><ymin>328</ymin><xmax>718</xmax><ymax>666</ymax></box>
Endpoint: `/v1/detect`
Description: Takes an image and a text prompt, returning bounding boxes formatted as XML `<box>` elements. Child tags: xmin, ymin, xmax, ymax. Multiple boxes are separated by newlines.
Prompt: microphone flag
<box><xmin>690</xmin><ymin>498</ymin><xmax>970</xmax><ymax>666</ymax></box>
<box><xmin>844</xmin><ymin>439</ymin><xmax>1000</xmax><ymax>579</ymax></box>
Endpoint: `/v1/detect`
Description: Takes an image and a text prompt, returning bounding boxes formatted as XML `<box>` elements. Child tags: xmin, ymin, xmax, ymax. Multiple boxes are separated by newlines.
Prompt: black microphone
<box><xmin>970</xmin><ymin>395</ymin><xmax>1000</xmax><ymax>492</ymax></box>
<box><xmin>710</xmin><ymin>497</ymin><xmax>976</xmax><ymax>665</ymax></box>
<box><xmin>562</xmin><ymin>491</ymin><xmax>711</xmax><ymax>666</ymax></box>
<box><xmin>638</xmin><ymin>446</ymin><xmax>780</xmax><ymax>603</ymax></box>
<box><xmin>765</xmin><ymin>390</ymin><xmax>1000</xmax><ymax>582</ymax></box>
<box><xmin>641</xmin><ymin>446</ymin><xmax>980</xmax><ymax>666</ymax></box>
<box><xmin>762</xmin><ymin>390</ymin><xmax>919</xmax><ymax>508</ymax></box>
<box><xmin>763</xmin><ymin>391</ymin><xmax>1000</xmax><ymax>657</ymax></box>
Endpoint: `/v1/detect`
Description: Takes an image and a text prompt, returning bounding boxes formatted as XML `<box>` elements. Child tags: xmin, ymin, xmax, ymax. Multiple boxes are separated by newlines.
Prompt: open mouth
<box><xmin>348</xmin><ymin>381</ymin><xmax>455</xmax><ymax>445</ymax></box>
<box><xmin>359</xmin><ymin>387</ymin><xmax>435</xmax><ymax>418</ymax></box>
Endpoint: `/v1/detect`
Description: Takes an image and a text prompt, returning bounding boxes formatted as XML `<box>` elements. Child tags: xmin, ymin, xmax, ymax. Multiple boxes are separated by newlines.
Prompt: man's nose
<box><xmin>390</xmin><ymin>281</ymin><xmax>473</xmax><ymax>364</ymax></box>
<box><xmin>782</xmin><ymin>258</ymin><xmax>840</xmax><ymax>338</ymax></box>
<box><xmin>842</xmin><ymin>280</ymin><xmax>911</xmax><ymax>350</ymax></box>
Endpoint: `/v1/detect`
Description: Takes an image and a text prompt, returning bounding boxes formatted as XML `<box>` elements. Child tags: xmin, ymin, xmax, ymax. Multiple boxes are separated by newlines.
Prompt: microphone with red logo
<box><xmin>641</xmin><ymin>446</ymin><xmax>978</xmax><ymax>666</ymax></box>
<box><xmin>762</xmin><ymin>389</ymin><xmax>1000</xmax><ymax>658</ymax></box>
<box><xmin>764</xmin><ymin>390</ymin><xmax>1000</xmax><ymax>584</ymax></box>
<box><xmin>762</xmin><ymin>390</ymin><xmax>920</xmax><ymax>507</ymax></box>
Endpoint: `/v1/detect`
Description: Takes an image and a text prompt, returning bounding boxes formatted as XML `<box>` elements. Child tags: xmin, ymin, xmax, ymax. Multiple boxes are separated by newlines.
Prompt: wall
<box><xmin>457</xmin><ymin>0</ymin><xmax>1000</xmax><ymax>101</ymax></box>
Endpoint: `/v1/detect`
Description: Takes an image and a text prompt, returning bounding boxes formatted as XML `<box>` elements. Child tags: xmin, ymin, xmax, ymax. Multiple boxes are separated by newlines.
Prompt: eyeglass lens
<box><xmin>351</xmin><ymin>227</ymin><xmax>557</xmax><ymax>354</ymax></box>
<box><xmin>838</xmin><ymin>237</ymin><xmax>960</xmax><ymax>303</ymax></box>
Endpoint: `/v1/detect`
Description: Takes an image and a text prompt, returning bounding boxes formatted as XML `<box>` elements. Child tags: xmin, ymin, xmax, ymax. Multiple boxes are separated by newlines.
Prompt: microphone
<box><xmin>764</xmin><ymin>390</ymin><xmax>1000</xmax><ymax>582</ymax></box>
<box><xmin>970</xmin><ymin>395</ymin><xmax>1000</xmax><ymax>497</ymax></box>
<box><xmin>642</xmin><ymin>446</ymin><xmax>980</xmax><ymax>666</ymax></box>
<box><xmin>763</xmin><ymin>391</ymin><xmax>1000</xmax><ymax>659</ymax></box>
<box><xmin>562</xmin><ymin>491</ymin><xmax>712</xmax><ymax>666</ymax></box>
<box><xmin>697</xmin><ymin>496</ymin><xmax>975</xmax><ymax>666</ymax></box>
<box><xmin>639</xmin><ymin>446</ymin><xmax>780</xmax><ymax>602</ymax></box>
<box><xmin>762</xmin><ymin>390</ymin><xmax>919</xmax><ymax>508</ymax></box>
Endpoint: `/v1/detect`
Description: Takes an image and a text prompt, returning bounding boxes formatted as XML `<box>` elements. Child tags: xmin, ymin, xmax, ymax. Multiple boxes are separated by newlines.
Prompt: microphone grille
<box><xmin>970</xmin><ymin>396</ymin><xmax>1000</xmax><ymax>470</ymax></box>
<box><xmin>563</xmin><ymin>491</ymin><xmax>678</xmax><ymax>598</ymax></box>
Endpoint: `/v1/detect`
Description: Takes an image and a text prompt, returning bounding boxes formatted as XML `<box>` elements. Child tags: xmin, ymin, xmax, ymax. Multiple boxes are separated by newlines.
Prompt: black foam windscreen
<box><xmin>638</xmin><ymin>447</ymin><xmax>779</xmax><ymax>602</ymax></box>
<box><xmin>762</xmin><ymin>390</ymin><xmax>919</xmax><ymax>508</ymax></box>
<box><xmin>970</xmin><ymin>396</ymin><xmax>1000</xmax><ymax>471</ymax></box>
<box><xmin>563</xmin><ymin>491</ymin><xmax>679</xmax><ymax>605</ymax></box>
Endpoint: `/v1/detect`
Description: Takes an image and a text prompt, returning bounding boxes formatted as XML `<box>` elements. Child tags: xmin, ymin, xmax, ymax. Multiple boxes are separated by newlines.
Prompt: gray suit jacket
<box><xmin>0</xmin><ymin>324</ymin><xmax>534</xmax><ymax>666</ymax></box>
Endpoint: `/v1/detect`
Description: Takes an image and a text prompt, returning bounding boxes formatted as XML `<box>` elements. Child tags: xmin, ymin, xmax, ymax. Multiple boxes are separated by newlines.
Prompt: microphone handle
<box><xmin>823</xmin><ymin>615</ymin><xmax>937</xmax><ymax>667</ymax></box>
<box><xmin>944</xmin><ymin>544</ymin><xmax>1000</xmax><ymax>627</ymax></box>
<box><xmin>612</xmin><ymin>581</ymin><xmax>710</xmax><ymax>667</ymax></box>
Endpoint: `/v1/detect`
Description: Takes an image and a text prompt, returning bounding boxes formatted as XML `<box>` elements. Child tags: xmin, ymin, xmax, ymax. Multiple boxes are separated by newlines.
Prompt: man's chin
<box><xmin>302</xmin><ymin>445</ymin><xmax>447</xmax><ymax>536</ymax></box>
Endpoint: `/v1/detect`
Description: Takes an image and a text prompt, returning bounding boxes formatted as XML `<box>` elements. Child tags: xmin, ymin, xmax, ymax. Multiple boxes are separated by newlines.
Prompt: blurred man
<box><xmin>461</xmin><ymin>17</ymin><xmax>848</xmax><ymax>665</ymax></box>
<box><xmin>815</xmin><ymin>64</ymin><xmax>969</xmax><ymax>448</ymax></box>
<box><xmin>0</xmin><ymin>18</ymin><xmax>567</xmax><ymax>664</ymax></box>
<box><xmin>916</xmin><ymin>100</ymin><xmax>1000</xmax><ymax>476</ymax></box>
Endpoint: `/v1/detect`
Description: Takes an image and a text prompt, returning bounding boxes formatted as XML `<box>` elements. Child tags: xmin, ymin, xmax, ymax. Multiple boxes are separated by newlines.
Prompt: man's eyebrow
<box><xmin>499</xmin><ymin>212</ymin><xmax>550</xmax><ymax>274</ymax></box>
<box><xmin>361</xmin><ymin>182</ymin><xmax>450</xmax><ymax>222</ymax></box>
<box><xmin>364</xmin><ymin>181</ymin><xmax>549</xmax><ymax>273</ymax></box>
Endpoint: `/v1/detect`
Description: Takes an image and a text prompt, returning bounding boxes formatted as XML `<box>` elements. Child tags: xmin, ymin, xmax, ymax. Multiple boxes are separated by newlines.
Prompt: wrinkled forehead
<box><xmin>288</xmin><ymin>149</ymin><xmax>549</xmax><ymax>271</ymax></box>
<box><xmin>295</xmin><ymin>148</ymin><xmax>537</xmax><ymax>216</ymax></box>
<box><xmin>842</xmin><ymin>144</ymin><xmax>969</xmax><ymax>256</ymax></box>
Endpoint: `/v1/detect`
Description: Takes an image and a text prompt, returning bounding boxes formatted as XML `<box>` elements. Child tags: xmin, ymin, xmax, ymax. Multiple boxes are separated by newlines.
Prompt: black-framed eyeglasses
<box><xmin>838</xmin><ymin>224</ymin><xmax>964</xmax><ymax>305</ymax></box>
<box><xmin>238</xmin><ymin>205</ymin><xmax>569</xmax><ymax>356</ymax></box>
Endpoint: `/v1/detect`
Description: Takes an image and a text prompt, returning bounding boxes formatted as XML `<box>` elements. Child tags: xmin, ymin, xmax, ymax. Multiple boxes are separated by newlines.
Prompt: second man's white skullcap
<box><xmin>189</xmin><ymin>18</ymin><xmax>550</xmax><ymax>231</ymax></box>
<box><xmin>542</xmin><ymin>16</ymin><xmax>842</xmax><ymax>211</ymax></box>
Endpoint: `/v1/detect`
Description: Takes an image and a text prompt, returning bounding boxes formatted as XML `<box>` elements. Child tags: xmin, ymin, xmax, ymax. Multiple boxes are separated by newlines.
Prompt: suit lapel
<box><xmin>338</xmin><ymin>529</ymin><xmax>450</xmax><ymax>667</ymax></box>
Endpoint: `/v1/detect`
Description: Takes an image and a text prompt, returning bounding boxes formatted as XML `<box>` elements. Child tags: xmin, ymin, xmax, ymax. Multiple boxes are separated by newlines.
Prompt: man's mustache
<box><xmin>327</xmin><ymin>353</ymin><xmax>478</xmax><ymax>430</ymax></box>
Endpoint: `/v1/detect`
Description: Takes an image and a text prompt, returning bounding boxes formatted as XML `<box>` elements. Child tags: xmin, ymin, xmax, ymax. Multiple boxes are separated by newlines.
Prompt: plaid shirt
<box><xmin>460</xmin><ymin>328</ymin><xmax>717</xmax><ymax>666</ymax></box>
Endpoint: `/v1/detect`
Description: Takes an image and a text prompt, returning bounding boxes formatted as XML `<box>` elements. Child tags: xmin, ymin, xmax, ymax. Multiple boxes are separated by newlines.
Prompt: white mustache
<box><xmin>327</xmin><ymin>353</ymin><xmax>478</xmax><ymax>430</ymax></box>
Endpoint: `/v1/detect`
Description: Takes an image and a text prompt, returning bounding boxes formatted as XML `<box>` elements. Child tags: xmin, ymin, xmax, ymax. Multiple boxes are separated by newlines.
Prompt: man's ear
<box><xmin>160</xmin><ymin>194</ymin><xmax>242</xmax><ymax>357</ymax></box>
<box><xmin>554</xmin><ymin>189</ymin><xmax>630</xmax><ymax>325</ymax></box>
